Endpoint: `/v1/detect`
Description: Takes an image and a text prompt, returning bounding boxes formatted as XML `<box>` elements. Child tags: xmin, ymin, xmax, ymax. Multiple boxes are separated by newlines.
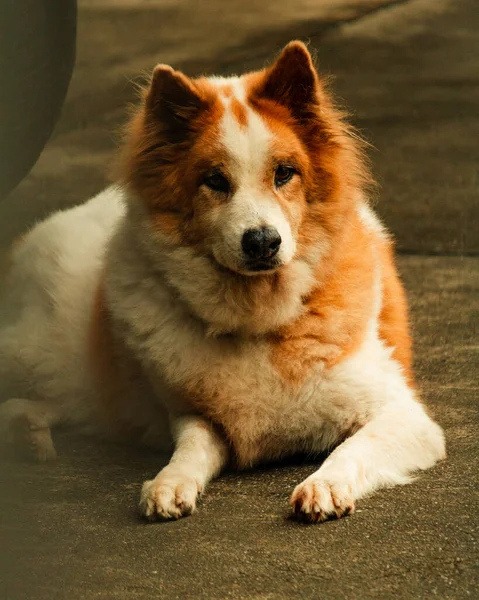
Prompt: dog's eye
<box><xmin>274</xmin><ymin>165</ymin><xmax>295</xmax><ymax>187</ymax></box>
<box><xmin>203</xmin><ymin>173</ymin><xmax>230</xmax><ymax>193</ymax></box>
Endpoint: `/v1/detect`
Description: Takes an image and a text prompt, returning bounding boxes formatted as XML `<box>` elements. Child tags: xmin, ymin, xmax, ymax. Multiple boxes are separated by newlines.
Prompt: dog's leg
<box><xmin>139</xmin><ymin>415</ymin><xmax>229</xmax><ymax>520</ymax></box>
<box><xmin>291</xmin><ymin>392</ymin><xmax>445</xmax><ymax>523</ymax></box>
<box><xmin>0</xmin><ymin>398</ymin><xmax>59</xmax><ymax>462</ymax></box>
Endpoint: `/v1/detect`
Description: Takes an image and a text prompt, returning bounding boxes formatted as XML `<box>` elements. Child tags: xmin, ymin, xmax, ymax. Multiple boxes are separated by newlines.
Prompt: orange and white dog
<box><xmin>0</xmin><ymin>42</ymin><xmax>445</xmax><ymax>522</ymax></box>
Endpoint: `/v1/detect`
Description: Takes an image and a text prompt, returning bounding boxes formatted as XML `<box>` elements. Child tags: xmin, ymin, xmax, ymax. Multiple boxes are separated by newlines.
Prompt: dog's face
<box><xmin>187</xmin><ymin>88</ymin><xmax>304</xmax><ymax>275</ymax></box>
<box><xmin>122</xmin><ymin>42</ymin><xmax>367</xmax><ymax>277</ymax></box>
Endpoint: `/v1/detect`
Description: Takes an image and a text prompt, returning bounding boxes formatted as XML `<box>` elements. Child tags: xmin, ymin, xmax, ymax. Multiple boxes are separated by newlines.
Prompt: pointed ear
<box><xmin>145</xmin><ymin>64</ymin><xmax>208</xmax><ymax>137</ymax></box>
<box><xmin>257</xmin><ymin>41</ymin><xmax>319</xmax><ymax>121</ymax></box>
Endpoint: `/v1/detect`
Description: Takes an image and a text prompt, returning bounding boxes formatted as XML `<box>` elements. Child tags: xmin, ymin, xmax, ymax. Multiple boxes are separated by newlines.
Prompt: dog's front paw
<box><xmin>290</xmin><ymin>476</ymin><xmax>355</xmax><ymax>523</ymax></box>
<box><xmin>139</xmin><ymin>468</ymin><xmax>200</xmax><ymax>521</ymax></box>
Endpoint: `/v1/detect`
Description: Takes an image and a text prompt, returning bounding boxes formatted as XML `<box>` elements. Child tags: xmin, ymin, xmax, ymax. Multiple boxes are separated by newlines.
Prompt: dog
<box><xmin>0</xmin><ymin>41</ymin><xmax>445</xmax><ymax>522</ymax></box>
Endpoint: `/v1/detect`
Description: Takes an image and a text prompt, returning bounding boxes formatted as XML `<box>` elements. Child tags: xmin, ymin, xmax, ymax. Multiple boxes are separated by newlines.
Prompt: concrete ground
<box><xmin>0</xmin><ymin>0</ymin><xmax>478</xmax><ymax>598</ymax></box>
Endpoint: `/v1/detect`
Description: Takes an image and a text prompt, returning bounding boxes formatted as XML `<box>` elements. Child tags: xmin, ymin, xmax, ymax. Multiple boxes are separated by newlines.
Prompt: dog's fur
<box><xmin>0</xmin><ymin>42</ymin><xmax>445</xmax><ymax>522</ymax></box>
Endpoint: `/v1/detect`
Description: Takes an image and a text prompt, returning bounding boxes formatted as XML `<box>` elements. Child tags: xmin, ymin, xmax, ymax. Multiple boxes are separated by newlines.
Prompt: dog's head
<box><xmin>120</xmin><ymin>41</ymin><xmax>370</xmax><ymax>280</ymax></box>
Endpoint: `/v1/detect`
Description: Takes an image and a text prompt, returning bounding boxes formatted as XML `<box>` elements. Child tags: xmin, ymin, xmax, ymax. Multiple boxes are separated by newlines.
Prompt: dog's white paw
<box><xmin>139</xmin><ymin>468</ymin><xmax>200</xmax><ymax>521</ymax></box>
<box><xmin>290</xmin><ymin>475</ymin><xmax>355</xmax><ymax>523</ymax></box>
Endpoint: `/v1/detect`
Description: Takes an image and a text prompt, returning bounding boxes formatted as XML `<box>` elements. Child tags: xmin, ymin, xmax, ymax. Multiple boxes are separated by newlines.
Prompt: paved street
<box><xmin>0</xmin><ymin>1</ymin><xmax>477</xmax><ymax>598</ymax></box>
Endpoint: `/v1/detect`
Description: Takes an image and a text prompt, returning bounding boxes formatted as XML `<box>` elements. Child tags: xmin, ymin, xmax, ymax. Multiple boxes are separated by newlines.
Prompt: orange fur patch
<box><xmin>270</xmin><ymin>210</ymin><xmax>377</xmax><ymax>385</ymax></box>
<box><xmin>118</xmin><ymin>76</ymin><xmax>227</xmax><ymax>250</ymax></box>
<box><xmin>219</xmin><ymin>84</ymin><xmax>233</xmax><ymax>98</ymax></box>
<box><xmin>230</xmin><ymin>97</ymin><xmax>248</xmax><ymax>127</ymax></box>
<box><xmin>378</xmin><ymin>240</ymin><xmax>414</xmax><ymax>385</ymax></box>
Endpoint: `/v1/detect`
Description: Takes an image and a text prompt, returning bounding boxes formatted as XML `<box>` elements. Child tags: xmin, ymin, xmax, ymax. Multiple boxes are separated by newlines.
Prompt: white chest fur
<box><xmin>105</xmin><ymin>222</ymin><xmax>385</xmax><ymax>466</ymax></box>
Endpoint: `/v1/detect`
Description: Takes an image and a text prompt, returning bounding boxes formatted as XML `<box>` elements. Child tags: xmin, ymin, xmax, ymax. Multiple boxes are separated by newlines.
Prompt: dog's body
<box><xmin>0</xmin><ymin>42</ymin><xmax>445</xmax><ymax>521</ymax></box>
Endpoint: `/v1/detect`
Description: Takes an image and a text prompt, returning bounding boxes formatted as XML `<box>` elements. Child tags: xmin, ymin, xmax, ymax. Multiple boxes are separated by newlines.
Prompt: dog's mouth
<box><xmin>211</xmin><ymin>253</ymin><xmax>282</xmax><ymax>276</ymax></box>
<box><xmin>242</xmin><ymin>257</ymin><xmax>281</xmax><ymax>273</ymax></box>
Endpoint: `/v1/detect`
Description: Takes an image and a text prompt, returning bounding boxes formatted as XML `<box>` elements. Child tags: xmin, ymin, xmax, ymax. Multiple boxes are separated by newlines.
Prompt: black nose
<box><xmin>241</xmin><ymin>227</ymin><xmax>282</xmax><ymax>260</ymax></box>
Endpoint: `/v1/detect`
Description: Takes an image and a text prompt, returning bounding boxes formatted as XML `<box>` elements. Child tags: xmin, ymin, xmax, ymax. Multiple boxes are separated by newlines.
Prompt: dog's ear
<box><xmin>146</xmin><ymin>65</ymin><xmax>208</xmax><ymax>139</ymax></box>
<box><xmin>256</xmin><ymin>41</ymin><xmax>319</xmax><ymax>122</ymax></box>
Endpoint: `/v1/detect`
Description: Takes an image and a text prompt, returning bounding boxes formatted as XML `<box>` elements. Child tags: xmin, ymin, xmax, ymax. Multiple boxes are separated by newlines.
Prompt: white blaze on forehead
<box><xmin>210</xmin><ymin>77</ymin><xmax>272</xmax><ymax>183</ymax></box>
<box><xmin>206</xmin><ymin>76</ymin><xmax>296</xmax><ymax>273</ymax></box>
<box><xmin>208</xmin><ymin>76</ymin><xmax>246</xmax><ymax>102</ymax></box>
